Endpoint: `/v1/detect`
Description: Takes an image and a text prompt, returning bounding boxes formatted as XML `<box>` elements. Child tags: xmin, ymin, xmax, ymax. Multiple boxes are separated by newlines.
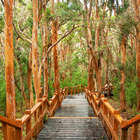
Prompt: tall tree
<box><xmin>51</xmin><ymin>0</ymin><xmax>60</xmax><ymax>94</ymax></box>
<box><xmin>84</xmin><ymin>0</ymin><xmax>95</xmax><ymax>91</ymax></box>
<box><xmin>42</xmin><ymin>0</ymin><xmax>49</xmax><ymax>97</ymax></box>
<box><xmin>27</xmin><ymin>49</ymin><xmax>34</xmax><ymax>107</ymax></box>
<box><xmin>84</xmin><ymin>0</ymin><xmax>102</xmax><ymax>94</ymax></box>
<box><xmin>32</xmin><ymin>0</ymin><xmax>40</xmax><ymax>100</ymax></box>
<box><xmin>133</xmin><ymin>0</ymin><xmax>140</xmax><ymax>110</ymax></box>
<box><xmin>95</xmin><ymin>0</ymin><xmax>100</xmax><ymax>50</ymax></box>
<box><xmin>4</xmin><ymin>0</ymin><xmax>16</xmax><ymax>139</ymax></box>
<box><xmin>120</xmin><ymin>36</ymin><xmax>127</xmax><ymax>111</ymax></box>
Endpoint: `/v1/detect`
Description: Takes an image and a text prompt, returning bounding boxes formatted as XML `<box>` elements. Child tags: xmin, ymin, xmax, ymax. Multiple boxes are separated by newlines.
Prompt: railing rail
<box><xmin>85</xmin><ymin>88</ymin><xmax>140</xmax><ymax>140</ymax></box>
<box><xmin>0</xmin><ymin>85</ymin><xmax>83</xmax><ymax>140</ymax></box>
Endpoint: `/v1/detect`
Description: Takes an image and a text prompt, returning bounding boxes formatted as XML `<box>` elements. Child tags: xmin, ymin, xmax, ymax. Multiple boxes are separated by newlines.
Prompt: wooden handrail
<box><xmin>100</xmin><ymin>98</ymin><xmax>124</xmax><ymax>124</ymax></box>
<box><xmin>0</xmin><ymin>115</ymin><xmax>22</xmax><ymax>128</ymax></box>
<box><xmin>24</xmin><ymin>107</ymin><xmax>48</xmax><ymax>140</ymax></box>
<box><xmin>121</xmin><ymin>114</ymin><xmax>140</xmax><ymax>128</ymax></box>
<box><xmin>0</xmin><ymin>86</ymin><xmax>84</xmax><ymax>140</ymax></box>
<box><xmin>85</xmin><ymin>88</ymin><xmax>140</xmax><ymax>140</ymax></box>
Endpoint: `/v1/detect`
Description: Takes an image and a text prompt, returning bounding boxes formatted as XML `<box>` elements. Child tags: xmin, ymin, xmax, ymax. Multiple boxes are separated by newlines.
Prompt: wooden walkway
<box><xmin>37</xmin><ymin>94</ymin><xmax>108</xmax><ymax>140</ymax></box>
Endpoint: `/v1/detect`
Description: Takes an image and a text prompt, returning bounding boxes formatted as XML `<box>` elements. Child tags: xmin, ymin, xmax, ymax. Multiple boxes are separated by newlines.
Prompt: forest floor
<box><xmin>108</xmin><ymin>98</ymin><xmax>140</xmax><ymax>120</ymax></box>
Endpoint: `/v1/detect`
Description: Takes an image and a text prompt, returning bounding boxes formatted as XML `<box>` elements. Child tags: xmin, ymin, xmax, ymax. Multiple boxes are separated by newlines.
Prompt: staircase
<box><xmin>37</xmin><ymin>94</ymin><xmax>108</xmax><ymax>140</ymax></box>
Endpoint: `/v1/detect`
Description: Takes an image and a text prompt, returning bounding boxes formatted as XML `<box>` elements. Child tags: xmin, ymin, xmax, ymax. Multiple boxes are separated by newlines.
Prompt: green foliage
<box><xmin>48</xmin><ymin>80</ymin><xmax>54</xmax><ymax>99</ymax></box>
<box><xmin>60</xmin><ymin>68</ymin><xmax>88</xmax><ymax>88</ymax></box>
<box><xmin>107</xmin><ymin>0</ymin><xmax>115</xmax><ymax>11</ymax></box>
<box><xmin>118</xmin><ymin>1</ymin><xmax>129</xmax><ymax>14</ymax></box>
<box><xmin>25</xmin><ymin>16</ymin><xmax>33</xmax><ymax>34</ymax></box>
<box><xmin>44</xmin><ymin>8</ymin><xmax>52</xmax><ymax>22</ymax></box>
<box><xmin>112</xmin><ymin>53</ymin><xmax>137</xmax><ymax>108</ymax></box>
<box><xmin>125</xmin><ymin>80</ymin><xmax>137</xmax><ymax>107</ymax></box>
<box><xmin>112</xmin><ymin>75</ymin><xmax>120</xmax><ymax>99</ymax></box>
<box><xmin>59</xmin><ymin>45</ymin><xmax>88</xmax><ymax>89</ymax></box>
<box><xmin>0</xmin><ymin>73</ymin><xmax>6</xmax><ymax>116</ymax></box>
<box><xmin>0</xmin><ymin>13</ymin><xmax>4</xmax><ymax>33</ymax></box>
<box><xmin>0</xmin><ymin>50</ymin><xmax>6</xmax><ymax>115</ymax></box>
<box><xmin>125</xmin><ymin>54</ymin><xmax>137</xmax><ymax>108</ymax></box>
<box><xmin>56</xmin><ymin>1</ymin><xmax>82</xmax><ymax>27</ymax></box>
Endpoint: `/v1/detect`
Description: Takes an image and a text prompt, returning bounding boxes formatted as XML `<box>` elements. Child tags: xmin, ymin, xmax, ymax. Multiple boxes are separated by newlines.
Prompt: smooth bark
<box><xmin>4</xmin><ymin>0</ymin><xmax>16</xmax><ymax>139</ymax></box>
<box><xmin>51</xmin><ymin>0</ymin><xmax>60</xmax><ymax>93</ymax></box>
<box><xmin>133</xmin><ymin>0</ymin><xmax>140</xmax><ymax>110</ymax></box>
<box><xmin>32</xmin><ymin>0</ymin><xmax>40</xmax><ymax>100</ymax></box>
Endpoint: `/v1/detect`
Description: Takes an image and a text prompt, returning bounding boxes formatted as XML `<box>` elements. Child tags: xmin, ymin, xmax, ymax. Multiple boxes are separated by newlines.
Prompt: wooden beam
<box><xmin>132</xmin><ymin>123</ymin><xmax>138</xmax><ymax>140</ymax></box>
<box><xmin>0</xmin><ymin>116</ymin><xmax>21</xmax><ymax>128</ymax></box>
<box><xmin>121</xmin><ymin>115</ymin><xmax>140</xmax><ymax>128</ymax></box>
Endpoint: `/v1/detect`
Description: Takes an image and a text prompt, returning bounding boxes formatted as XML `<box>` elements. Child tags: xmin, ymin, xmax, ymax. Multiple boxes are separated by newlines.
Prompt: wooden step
<box><xmin>37</xmin><ymin>95</ymin><xmax>108</xmax><ymax>140</ymax></box>
<box><xmin>37</xmin><ymin>118</ymin><xmax>108</xmax><ymax>140</ymax></box>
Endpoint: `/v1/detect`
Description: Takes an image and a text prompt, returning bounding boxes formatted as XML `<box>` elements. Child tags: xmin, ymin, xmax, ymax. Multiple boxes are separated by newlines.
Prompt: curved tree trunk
<box><xmin>4</xmin><ymin>0</ymin><xmax>16</xmax><ymax>139</ymax></box>
<box><xmin>84</xmin><ymin>0</ymin><xmax>102</xmax><ymax>93</ymax></box>
<box><xmin>84</xmin><ymin>0</ymin><xmax>95</xmax><ymax>91</ymax></box>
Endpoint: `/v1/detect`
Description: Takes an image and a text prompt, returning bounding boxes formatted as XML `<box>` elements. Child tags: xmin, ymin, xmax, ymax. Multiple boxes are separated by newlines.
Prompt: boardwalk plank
<box><xmin>37</xmin><ymin>94</ymin><xmax>108</xmax><ymax>140</ymax></box>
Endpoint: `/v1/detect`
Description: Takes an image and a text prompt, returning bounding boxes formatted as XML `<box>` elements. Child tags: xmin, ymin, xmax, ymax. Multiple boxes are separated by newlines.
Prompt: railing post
<box><xmin>33</xmin><ymin>110</ymin><xmax>37</xmax><ymax>137</ymax></box>
<box><xmin>74</xmin><ymin>88</ymin><xmax>75</xmax><ymax>95</ymax></box>
<box><xmin>121</xmin><ymin>128</ymin><xmax>128</xmax><ymax>140</ymax></box>
<box><xmin>131</xmin><ymin>123</ymin><xmax>138</xmax><ymax>140</ymax></box>
<box><xmin>113</xmin><ymin>119</ymin><xmax>118</xmax><ymax>136</ymax></box>
<box><xmin>80</xmin><ymin>85</ymin><xmax>82</xmax><ymax>93</ymax></box>
<box><xmin>71</xmin><ymin>88</ymin><xmax>73</xmax><ymax>95</ymax></box>
<box><xmin>16</xmin><ymin>120</ymin><xmax>23</xmax><ymax>140</ymax></box>
<box><xmin>66</xmin><ymin>88</ymin><xmax>68</xmax><ymax>96</ymax></box>
<box><xmin>2</xmin><ymin>123</ymin><xmax>7</xmax><ymax>140</ymax></box>
<box><xmin>25</xmin><ymin>110</ymin><xmax>31</xmax><ymax>139</ymax></box>
<box><xmin>26</xmin><ymin>117</ymin><xmax>31</xmax><ymax>134</ymax></box>
<box><xmin>15</xmin><ymin>127</ymin><xmax>23</xmax><ymax>140</ymax></box>
<box><xmin>39</xmin><ymin>101</ymin><xmax>44</xmax><ymax>132</ymax></box>
<box><xmin>78</xmin><ymin>87</ymin><xmax>80</xmax><ymax>94</ymax></box>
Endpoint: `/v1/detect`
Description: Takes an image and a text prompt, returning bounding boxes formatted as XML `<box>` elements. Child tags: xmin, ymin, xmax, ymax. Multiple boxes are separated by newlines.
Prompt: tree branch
<box><xmin>0</xmin><ymin>0</ymin><xmax>4</xmax><ymax>6</ymax></box>
<box><xmin>1</xmin><ymin>0</ymin><xmax>32</xmax><ymax>45</ymax></box>
<box><xmin>13</xmin><ymin>23</ymin><xmax>32</xmax><ymax>44</ymax></box>
<box><xmin>39</xmin><ymin>25</ymin><xmax>80</xmax><ymax>71</ymax></box>
<box><xmin>47</xmin><ymin>25</ymin><xmax>79</xmax><ymax>53</ymax></box>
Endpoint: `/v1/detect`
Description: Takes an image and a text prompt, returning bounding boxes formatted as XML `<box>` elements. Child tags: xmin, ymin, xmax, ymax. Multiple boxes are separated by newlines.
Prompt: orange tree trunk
<box><xmin>136</xmin><ymin>24</ymin><xmax>140</xmax><ymax>110</ymax></box>
<box><xmin>84</xmin><ymin>0</ymin><xmax>102</xmax><ymax>93</ymax></box>
<box><xmin>133</xmin><ymin>0</ymin><xmax>140</xmax><ymax>111</ymax></box>
<box><xmin>88</xmin><ymin>58</ymin><xmax>95</xmax><ymax>91</ymax></box>
<box><xmin>42</xmin><ymin>7</ymin><xmax>49</xmax><ymax>97</ymax></box>
<box><xmin>51</xmin><ymin>0</ymin><xmax>60</xmax><ymax>93</ymax></box>
<box><xmin>95</xmin><ymin>0</ymin><xmax>100</xmax><ymax>51</ymax></box>
<box><xmin>94</xmin><ymin>0</ymin><xmax>102</xmax><ymax>93</ymax></box>
<box><xmin>120</xmin><ymin>36</ymin><xmax>126</xmax><ymax>111</ymax></box>
<box><xmin>4</xmin><ymin>0</ymin><xmax>16</xmax><ymax>139</ymax></box>
<box><xmin>105</xmin><ymin>48</ymin><xmax>109</xmax><ymax>83</ymax></box>
<box><xmin>32</xmin><ymin>0</ymin><xmax>40</xmax><ymax>100</ymax></box>
<box><xmin>84</xmin><ymin>0</ymin><xmax>95</xmax><ymax>91</ymax></box>
<box><xmin>27</xmin><ymin>50</ymin><xmax>34</xmax><ymax>107</ymax></box>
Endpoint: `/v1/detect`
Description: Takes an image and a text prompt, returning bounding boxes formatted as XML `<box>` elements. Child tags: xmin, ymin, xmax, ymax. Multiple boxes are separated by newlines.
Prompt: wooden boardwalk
<box><xmin>37</xmin><ymin>94</ymin><xmax>108</xmax><ymax>140</ymax></box>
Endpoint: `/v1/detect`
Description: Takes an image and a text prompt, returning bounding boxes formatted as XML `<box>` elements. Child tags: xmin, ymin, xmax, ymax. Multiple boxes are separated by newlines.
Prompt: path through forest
<box><xmin>37</xmin><ymin>94</ymin><xmax>108</xmax><ymax>140</ymax></box>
